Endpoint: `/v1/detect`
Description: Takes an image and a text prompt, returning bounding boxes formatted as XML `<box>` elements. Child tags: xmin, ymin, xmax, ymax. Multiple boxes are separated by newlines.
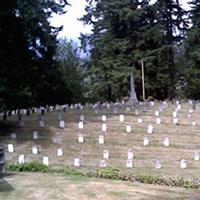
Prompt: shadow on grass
<box><xmin>0</xmin><ymin>173</ymin><xmax>15</xmax><ymax>193</ymax></box>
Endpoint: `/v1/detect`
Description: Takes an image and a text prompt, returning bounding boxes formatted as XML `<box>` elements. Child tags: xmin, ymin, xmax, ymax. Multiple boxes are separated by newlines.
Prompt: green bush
<box><xmin>96</xmin><ymin>167</ymin><xmax>121</xmax><ymax>180</ymax></box>
<box><xmin>6</xmin><ymin>161</ymin><xmax>50</xmax><ymax>172</ymax></box>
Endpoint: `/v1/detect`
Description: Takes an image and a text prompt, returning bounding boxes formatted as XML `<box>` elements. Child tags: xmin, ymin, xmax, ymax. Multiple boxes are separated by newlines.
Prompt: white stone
<box><xmin>33</xmin><ymin>131</ymin><xmax>38</xmax><ymax>140</ymax></box>
<box><xmin>155</xmin><ymin>111</ymin><xmax>159</xmax><ymax>117</ymax></box>
<box><xmin>143</xmin><ymin>137</ymin><xmax>149</xmax><ymax>146</ymax></box>
<box><xmin>155</xmin><ymin>160</ymin><xmax>161</xmax><ymax>169</ymax></box>
<box><xmin>78</xmin><ymin>134</ymin><xmax>84</xmax><ymax>143</ymax></box>
<box><xmin>126</xmin><ymin>107</ymin><xmax>131</xmax><ymax>112</ymax></box>
<box><xmin>39</xmin><ymin>120</ymin><xmax>45</xmax><ymax>127</ymax></box>
<box><xmin>194</xmin><ymin>152</ymin><xmax>200</xmax><ymax>161</ymax></box>
<box><xmin>119</xmin><ymin>114</ymin><xmax>125</xmax><ymax>122</ymax></box>
<box><xmin>102</xmin><ymin>115</ymin><xmax>107</xmax><ymax>122</ymax></box>
<box><xmin>57</xmin><ymin>148</ymin><xmax>63</xmax><ymax>157</ymax></box>
<box><xmin>135</xmin><ymin>110</ymin><xmax>139</xmax><ymax>116</ymax></box>
<box><xmin>11</xmin><ymin>133</ymin><xmax>16</xmax><ymax>139</ymax></box>
<box><xmin>126</xmin><ymin>125</ymin><xmax>132</xmax><ymax>133</ymax></box>
<box><xmin>18</xmin><ymin>154</ymin><xmax>25</xmax><ymax>164</ymax></box>
<box><xmin>147</xmin><ymin>125</ymin><xmax>153</xmax><ymax>134</ymax></box>
<box><xmin>80</xmin><ymin>115</ymin><xmax>84</xmax><ymax>121</ymax></box>
<box><xmin>150</xmin><ymin>101</ymin><xmax>154</xmax><ymax>106</ymax></box>
<box><xmin>8</xmin><ymin>144</ymin><xmax>14</xmax><ymax>153</ymax></box>
<box><xmin>189</xmin><ymin>109</ymin><xmax>193</xmax><ymax>114</ymax></box>
<box><xmin>102</xmin><ymin>123</ymin><xmax>107</xmax><ymax>132</ymax></box>
<box><xmin>99</xmin><ymin>135</ymin><xmax>104</xmax><ymax>144</ymax></box>
<box><xmin>32</xmin><ymin>146</ymin><xmax>38</xmax><ymax>155</ymax></box>
<box><xmin>173</xmin><ymin>111</ymin><xmax>177</xmax><ymax>118</ymax></box>
<box><xmin>99</xmin><ymin>160</ymin><xmax>107</xmax><ymax>168</ymax></box>
<box><xmin>103</xmin><ymin>150</ymin><xmax>109</xmax><ymax>159</ymax></box>
<box><xmin>177</xmin><ymin>104</ymin><xmax>181</xmax><ymax>111</ymax></box>
<box><xmin>78</xmin><ymin>121</ymin><xmax>84</xmax><ymax>129</ymax></box>
<box><xmin>126</xmin><ymin>159</ymin><xmax>133</xmax><ymax>168</ymax></box>
<box><xmin>173</xmin><ymin>118</ymin><xmax>179</xmax><ymax>125</ymax></box>
<box><xmin>187</xmin><ymin>113</ymin><xmax>191</xmax><ymax>118</ymax></box>
<box><xmin>180</xmin><ymin>159</ymin><xmax>187</xmax><ymax>169</ymax></box>
<box><xmin>156</xmin><ymin>118</ymin><xmax>161</xmax><ymax>124</ymax></box>
<box><xmin>74</xmin><ymin>158</ymin><xmax>80</xmax><ymax>167</ymax></box>
<box><xmin>137</xmin><ymin>118</ymin><xmax>143</xmax><ymax>124</ymax></box>
<box><xmin>59</xmin><ymin>120</ymin><xmax>65</xmax><ymax>129</ymax></box>
<box><xmin>43</xmin><ymin>156</ymin><xmax>49</xmax><ymax>166</ymax></box>
<box><xmin>127</xmin><ymin>150</ymin><xmax>134</xmax><ymax>160</ymax></box>
<box><xmin>163</xmin><ymin>138</ymin><xmax>170</xmax><ymax>147</ymax></box>
<box><xmin>192</xmin><ymin>121</ymin><xmax>196</xmax><ymax>126</ymax></box>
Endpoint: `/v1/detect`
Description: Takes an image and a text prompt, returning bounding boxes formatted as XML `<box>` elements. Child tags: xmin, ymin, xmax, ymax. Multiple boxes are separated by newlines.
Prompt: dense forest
<box><xmin>0</xmin><ymin>0</ymin><xmax>200</xmax><ymax>113</ymax></box>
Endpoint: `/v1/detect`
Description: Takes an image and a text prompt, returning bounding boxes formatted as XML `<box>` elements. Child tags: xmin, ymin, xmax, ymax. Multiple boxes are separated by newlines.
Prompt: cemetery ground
<box><xmin>1</xmin><ymin>101</ymin><xmax>200</xmax><ymax>199</ymax></box>
<box><xmin>1</xmin><ymin>172</ymin><xmax>200</xmax><ymax>200</ymax></box>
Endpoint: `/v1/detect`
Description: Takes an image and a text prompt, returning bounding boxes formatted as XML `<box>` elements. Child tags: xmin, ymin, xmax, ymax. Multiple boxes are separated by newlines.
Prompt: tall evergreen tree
<box><xmin>0</xmin><ymin>0</ymin><xmax>68</xmax><ymax>112</ymax></box>
<box><xmin>184</xmin><ymin>0</ymin><xmax>200</xmax><ymax>99</ymax></box>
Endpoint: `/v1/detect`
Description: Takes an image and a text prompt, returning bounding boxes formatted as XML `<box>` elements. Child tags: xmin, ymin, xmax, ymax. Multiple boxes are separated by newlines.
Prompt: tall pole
<box><xmin>141</xmin><ymin>60</ymin><xmax>145</xmax><ymax>101</ymax></box>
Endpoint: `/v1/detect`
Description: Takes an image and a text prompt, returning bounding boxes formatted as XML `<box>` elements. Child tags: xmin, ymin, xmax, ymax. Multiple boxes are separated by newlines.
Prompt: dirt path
<box><xmin>0</xmin><ymin>173</ymin><xmax>200</xmax><ymax>200</ymax></box>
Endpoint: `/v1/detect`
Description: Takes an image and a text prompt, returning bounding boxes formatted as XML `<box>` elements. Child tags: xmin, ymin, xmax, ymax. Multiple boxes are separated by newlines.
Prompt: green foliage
<box><xmin>6</xmin><ymin>161</ymin><xmax>50</xmax><ymax>172</ymax></box>
<box><xmin>96</xmin><ymin>167</ymin><xmax>121</xmax><ymax>180</ymax></box>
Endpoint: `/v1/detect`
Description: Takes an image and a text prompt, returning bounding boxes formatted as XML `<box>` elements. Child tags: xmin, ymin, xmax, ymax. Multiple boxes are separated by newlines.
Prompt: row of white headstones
<box><xmin>7</xmin><ymin>143</ymin><xmax>199</xmax><ymax>169</ymax></box>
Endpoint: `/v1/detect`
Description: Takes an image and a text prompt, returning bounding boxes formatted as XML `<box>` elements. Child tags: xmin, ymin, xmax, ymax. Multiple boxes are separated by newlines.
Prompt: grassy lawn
<box><xmin>1</xmin><ymin>172</ymin><xmax>200</xmax><ymax>200</ymax></box>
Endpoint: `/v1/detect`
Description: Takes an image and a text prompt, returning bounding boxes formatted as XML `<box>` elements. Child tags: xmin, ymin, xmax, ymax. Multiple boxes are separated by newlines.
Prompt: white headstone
<box><xmin>102</xmin><ymin>123</ymin><xmax>107</xmax><ymax>132</ymax></box>
<box><xmin>80</xmin><ymin>115</ymin><xmax>84</xmax><ymax>121</ymax></box>
<box><xmin>155</xmin><ymin>160</ymin><xmax>161</xmax><ymax>169</ymax></box>
<box><xmin>173</xmin><ymin>118</ymin><xmax>179</xmax><ymax>125</ymax></box>
<box><xmin>43</xmin><ymin>156</ymin><xmax>49</xmax><ymax>166</ymax></box>
<box><xmin>57</xmin><ymin>148</ymin><xmax>63</xmax><ymax>157</ymax></box>
<box><xmin>8</xmin><ymin>144</ymin><xmax>14</xmax><ymax>153</ymax></box>
<box><xmin>187</xmin><ymin>113</ymin><xmax>192</xmax><ymax>118</ymax></box>
<box><xmin>155</xmin><ymin>111</ymin><xmax>159</xmax><ymax>117</ymax></box>
<box><xmin>192</xmin><ymin>121</ymin><xmax>196</xmax><ymax>126</ymax></box>
<box><xmin>74</xmin><ymin>158</ymin><xmax>80</xmax><ymax>167</ymax></box>
<box><xmin>78</xmin><ymin>134</ymin><xmax>84</xmax><ymax>143</ymax></box>
<box><xmin>103</xmin><ymin>150</ymin><xmax>109</xmax><ymax>159</ymax></box>
<box><xmin>135</xmin><ymin>110</ymin><xmax>139</xmax><ymax>116</ymax></box>
<box><xmin>147</xmin><ymin>125</ymin><xmax>153</xmax><ymax>134</ymax></box>
<box><xmin>33</xmin><ymin>131</ymin><xmax>38</xmax><ymax>140</ymax></box>
<box><xmin>177</xmin><ymin>104</ymin><xmax>181</xmax><ymax>111</ymax></box>
<box><xmin>102</xmin><ymin>115</ymin><xmax>107</xmax><ymax>122</ymax></box>
<box><xmin>78</xmin><ymin>121</ymin><xmax>84</xmax><ymax>129</ymax></box>
<box><xmin>18</xmin><ymin>154</ymin><xmax>25</xmax><ymax>164</ymax></box>
<box><xmin>180</xmin><ymin>159</ymin><xmax>187</xmax><ymax>169</ymax></box>
<box><xmin>39</xmin><ymin>120</ymin><xmax>45</xmax><ymax>127</ymax></box>
<box><xmin>137</xmin><ymin>118</ymin><xmax>143</xmax><ymax>124</ymax></box>
<box><xmin>173</xmin><ymin>111</ymin><xmax>177</xmax><ymax>118</ymax></box>
<box><xmin>99</xmin><ymin>135</ymin><xmax>104</xmax><ymax>144</ymax></box>
<box><xmin>126</xmin><ymin>159</ymin><xmax>133</xmax><ymax>168</ymax></box>
<box><xmin>163</xmin><ymin>138</ymin><xmax>170</xmax><ymax>147</ymax></box>
<box><xmin>127</xmin><ymin>149</ymin><xmax>134</xmax><ymax>160</ymax></box>
<box><xmin>32</xmin><ymin>146</ymin><xmax>38</xmax><ymax>155</ymax></box>
<box><xmin>119</xmin><ymin>114</ymin><xmax>125</xmax><ymax>122</ymax></box>
<box><xmin>156</xmin><ymin>118</ymin><xmax>161</xmax><ymax>124</ymax></box>
<box><xmin>126</xmin><ymin>125</ymin><xmax>132</xmax><ymax>133</ymax></box>
<box><xmin>150</xmin><ymin>101</ymin><xmax>154</xmax><ymax>106</ymax></box>
<box><xmin>59</xmin><ymin>120</ymin><xmax>65</xmax><ymax>129</ymax></box>
<box><xmin>194</xmin><ymin>152</ymin><xmax>200</xmax><ymax>161</ymax></box>
<box><xmin>143</xmin><ymin>137</ymin><xmax>149</xmax><ymax>146</ymax></box>
<box><xmin>11</xmin><ymin>133</ymin><xmax>17</xmax><ymax>139</ymax></box>
<box><xmin>99</xmin><ymin>160</ymin><xmax>107</xmax><ymax>168</ymax></box>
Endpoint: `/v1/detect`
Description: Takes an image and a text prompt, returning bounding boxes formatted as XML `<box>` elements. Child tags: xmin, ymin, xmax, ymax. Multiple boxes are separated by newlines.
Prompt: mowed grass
<box><xmin>1</xmin><ymin>172</ymin><xmax>200</xmax><ymax>200</ymax></box>
<box><xmin>1</xmin><ymin>102</ymin><xmax>200</xmax><ymax>180</ymax></box>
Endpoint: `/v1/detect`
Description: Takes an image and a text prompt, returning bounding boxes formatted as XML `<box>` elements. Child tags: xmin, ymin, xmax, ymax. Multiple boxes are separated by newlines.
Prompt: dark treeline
<box><xmin>0</xmin><ymin>0</ymin><xmax>200</xmax><ymax>113</ymax></box>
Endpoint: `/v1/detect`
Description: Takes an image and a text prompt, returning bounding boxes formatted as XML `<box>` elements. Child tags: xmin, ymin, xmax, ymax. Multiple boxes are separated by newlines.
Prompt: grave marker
<box><xmin>102</xmin><ymin>115</ymin><xmax>107</xmax><ymax>122</ymax></box>
<box><xmin>74</xmin><ymin>158</ymin><xmax>80</xmax><ymax>167</ymax></box>
<box><xmin>103</xmin><ymin>150</ymin><xmax>109</xmax><ymax>159</ymax></box>
<box><xmin>163</xmin><ymin>138</ymin><xmax>170</xmax><ymax>147</ymax></box>
<box><xmin>8</xmin><ymin>144</ymin><xmax>14</xmax><ymax>153</ymax></box>
<box><xmin>126</xmin><ymin>159</ymin><xmax>133</xmax><ymax>168</ymax></box>
<box><xmin>143</xmin><ymin>137</ymin><xmax>149</xmax><ymax>146</ymax></box>
<box><xmin>99</xmin><ymin>135</ymin><xmax>104</xmax><ymax>144</ymax></box>
<box><xmin>99</xmin><ymin>160</ymin><xmax>107</xmax><ymax>168</ymax></box>
<box><xmin>39</xmin><ymin>120</ymin><xmax>45</xmax><ymax>127</ymax></box>
<box><xmin>43</xmin><ymin>156</ymin><xmax>49</xmax><ymax>166</ymax></box>
<box><xmin>33</xmin><ymin>131</ymin><xmax>38</xmax><ymax>140</ymax></box>
<box><xmin>59</xmin><ymin>120</ymin><xmax>65</xmax><ymax>129</ymax></box>
<box><xmin>180</xmin><ymin>159</ymin><xmax>187</xmax><ymax>169</ymax></box>
<box><xmin>57</xmin><ymin>148</ymin><xmax>63</xmax><ymax>157</ymax></box>
<box><xmin>80</xmin><ymin>115</ymin><xmax>85</xmax><ymax>121</ymax></box>
<box><xmin>78</xmin><ymin>134</ymin><xmax>84</xmax><ymax>143</ymax></box>
<box><xmin>155</xmin><ymin>111</ymin><xmax>159</xmax><ymax>117</ymax></box>
<box><xmin>78</xmin><ymin>121</ymin><xmax>84</xmax><ymax>129</ymax></box>
<box><xmin>11</xmin><ymin>133</ymin><xmax>16</xmax><ymax>139</ymax></box>
<box><xmin>127</xmin><ymin>149</ymin><xmax>134</xmax><ymax>160</ymax></box>
<box><xmin>126</xmin><ymin>125</ymin><xmax>132</xmax><ymax>133</ymax></box>
<box><xmin>147</xmin><ymin>125</ymin><xmax>153</xmax><ymax>134</ymax></box>
<box><xmin>18</xmin><ymin>154</ymin><xmax>25</xmax><ymax>164</ymax></box>
<box><xmin>102</xmin><ymin>123</ymin><xmax>107</xmax><ymax>132</ymax></box>
<box><xmin>32</xmin><ymin>146</ymin><xmax>38</xmax><ymax>155</ymax></box>
<box><xmin>194</xmin><ymin>152</ymin><xmax>200</xmax><ymax>161</ymax></box>
<box><xmin>155</xmin><ymin>160</ymin><xmax>161</xmax><ymax>169</ymax></box>
<box><xmin>156</xmin><ymin>118</ymin><xmax>161</xmax><ymax>124</ymax></box>
<box><xmin>137</xmin><ymin>118</ymin><xmax>143</xmax><ymax>124</ymax></box>
<box><xmin>119</xmin><ymin>114</ymin><xmax>125</xmax><ymax>122</ymax></box>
